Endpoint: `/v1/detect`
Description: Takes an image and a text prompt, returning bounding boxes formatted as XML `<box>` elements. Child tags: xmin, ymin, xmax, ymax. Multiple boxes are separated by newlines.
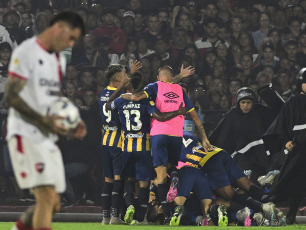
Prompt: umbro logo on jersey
<box><xmin>163</xmin><ymin>92</ymin><xmax>179</xmax><ymax>99</ymax></box>
<box><xmin>39</xmin><ymin>59</ymin><xmax>43</xmax><ymax>65</ymax></box>
<box><xmin>35</xmin><ymin>162</ymin><xmax>44</xmax><ymax>173</ymax></box>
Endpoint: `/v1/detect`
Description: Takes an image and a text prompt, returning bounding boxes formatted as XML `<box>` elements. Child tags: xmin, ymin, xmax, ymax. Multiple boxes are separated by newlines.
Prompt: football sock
<box><xmin>137</xmin><ymin>187</ymin><xmax>149</xmax><ymax>221</ymax></box>
<box><xmin>248</xmin><ymin>185</ymin><xmax>265</xmax><ymax>201</ymax></box>
<box><xmin>101</xmin><ymin>182</ymin><xmax>113</xmax><ymax>218</ymax></box>
<box><xmin>124</xmin><ymin>181</ymin><xmax>135</xmax><ymax>207</ymax></box>
<box><xmin>246</xmin><ymin>197</ymin><xmax>262</xmax><ymax>213</ymax></box>
<box><xmin>112</xmin><ymin>180</ymin><xmax>123</xmax><ymax>217</ymax></box>
<box><xmin>158</xmin><ymin>183</ymin><xmax>171</xmax><ymax>218</ymax></box>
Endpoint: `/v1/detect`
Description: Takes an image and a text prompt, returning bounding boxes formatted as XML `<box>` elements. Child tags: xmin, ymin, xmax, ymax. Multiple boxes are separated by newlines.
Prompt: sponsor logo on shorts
<box><xmin>35</xmin><ymin>163</ymin><xmax>45</xmax><ymax>174</ymax></box>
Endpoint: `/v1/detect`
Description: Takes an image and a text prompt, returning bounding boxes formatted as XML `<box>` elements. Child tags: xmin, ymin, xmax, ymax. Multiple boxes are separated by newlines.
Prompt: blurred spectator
<box><xmin>195</xmin><ymin>17</ymin><xmax>222</xmax><ymax>60</ymax></box>
<box><xmin>122</xmin><ymin>11</ymin><xmax>136</xmax><ymax>39</ymax></box>
<box><xmin>256</xmin><ymin>71</ymin><xmax>270</xmax><ymax>88</ymax></box>
<box><xmin>230</xmin><ymin>15</ymin><xmax>243</xmax><ymax>40</ymax></box>
<box><xmin>217</xmin><ymin>0</ymin><xmax>232</xmax><ymax>23</ymax></box>
<box><xmin>137</xmin><ymin>35</ymin><xmax>155</xmax><ymax>60</ymax></box>
<box><xmin>281</xmin><ymin>16</ymin><xmax>302</xmax><ymax>44</ymax></box>
<box><xmin>119</xmin><ymin>38</ymin><xmax>138</xmax><ymax>67</ymax></box>
<box><xmin>93</xmin><ymin>9</ymin><xmax>127</xmax><ymax>55</ymax></box>
<box><xmin>296</xmin><ymin>29</ymin><xmax>306</xmax><ymax>67</ymax></box>
<box><xmin>140</xmin><ymin>13</ymin><xmax>163</xmax><ymax>49</ymax></box>
<box><xmin>78</xmin><ymin>69</ymin><xmax>96</xmax><ymax>96</ymax></box>
<box><xmin>95</xmin><ymin>68</ymin><xmax>108</xmax><ymax>95</ymax></box>
<box><xmin>169</xmin><ymin>27</ymin><xmax>188</xmax><ymax>61</ymax></box>
<box><xmin>20</xmin><ymin>11</ymin><xmax>34</xmax><ymax>38</ymax></box>
<box><xmin>252</xmin><ymin>12</ymin><xmax>271</xmax><ymax>50</ymax></box>
<box><xmin>154</xmin><ymin>36</ymin><xmax>171</xmax><ymax>64</ymax></box>
<box><xmin>240</xmin><ymin>53</ymin><xmax>253</xmax><ymax>79</ymax></box>
<box><xmin>35</xmin><ymin>12</ymin><xmax>49</xmax><ymax>34</ymax></box>
<box><xmin>134</xmin><ymin>8</ymin><xmax>145</xmax><ymax>33</ymax></box>
<box><xmin>0</xmin><ymin>42</ymin><xmax>12</xmax><ymax>70</ymax></box>
<box><xmin>86</xmin><ymin>10</ymin><xmax>99</xmax><ymax>34</ymax></box>
<box><xmin>238</xmin><ymin>31</ymin><xmax>258</xmax><ymax>54</ymax></box>
<box><xmin>283</xmin><ymin>39</ymin><xmax>298</xmax><ymax>68</ymax></box>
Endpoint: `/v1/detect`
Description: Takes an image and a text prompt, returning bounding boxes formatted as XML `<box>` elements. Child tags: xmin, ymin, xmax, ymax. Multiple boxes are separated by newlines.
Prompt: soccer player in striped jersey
<box><xmin>107</xmin><ymin>72</ymin><xmax>186</xmax><ymax>224</ymax></box>
<box><xmin>175</xmin><ymin>131</ymin><xmax>282</xmax><ymax>226</ymax></box>
<box><xmin>98</xmin><ymin>62</ymin><xmax>141</xmax><ymax>225</ymax></box>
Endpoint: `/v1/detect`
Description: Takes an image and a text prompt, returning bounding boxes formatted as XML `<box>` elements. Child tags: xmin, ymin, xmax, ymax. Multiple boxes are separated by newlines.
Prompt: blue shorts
<box><xmin>177</xmin><ymin>166</ymin><xmax>213</xmax><ymax>200</ymax></box>
<box><xmin>202</xmin><ymin>150</ymin><xmax>245</xmax><ymax>190</ymax></box>
<box><xmin>101</xmin><ymin>145</ymin><xmax>123</xmax><ymax>178</ymax></box>
<box><xmin>150</xmin><ymin>135</ymin><xmax>182</xmax><ymax>167</ymax></box>
<box><xmin>121</xmin><ymin>151</ymin><xmax>155</xmax><ymax>181</ymax></box>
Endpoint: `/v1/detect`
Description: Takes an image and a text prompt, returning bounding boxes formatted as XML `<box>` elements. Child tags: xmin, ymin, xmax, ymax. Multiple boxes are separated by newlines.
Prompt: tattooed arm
<box><xmin>188</xmin><ymin>109</ymin><xmax>211</xmax><ymax>152</ymax></box>
<box><xmin>5</xmin><ymin>75</ymin><xmax>69</xmax><ymax>136</ymax></box>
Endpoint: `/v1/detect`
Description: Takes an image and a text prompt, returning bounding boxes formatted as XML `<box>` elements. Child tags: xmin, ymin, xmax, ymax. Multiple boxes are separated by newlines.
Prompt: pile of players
<box><xmin>98</xmin><ymin>61</ymin><xmax>286</xmax><ymax>226</ymax></box>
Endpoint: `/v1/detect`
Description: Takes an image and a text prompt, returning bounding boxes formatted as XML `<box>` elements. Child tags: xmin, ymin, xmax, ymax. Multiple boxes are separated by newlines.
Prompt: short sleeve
<box><xmin>110</xmin><ymin>98</ymin><xmax>120</xmax><ymax>111</ymax></box>
<box><xmin>146</xmin><ymin>100</ymin><xmax>158</xmax><ymax>115</ymax></box>
<box><xmin>183</xmin><ymin>90</ymin><xmax>194</xmax><ymax>112</ymax></box>
<box><xmin>8</xmin><ymin>47</ymin><xmax>32</xmax><ymax>80</ymax></box>
<box><xmin>144</xmin><ymin>82</ymin><xmax>158</xmax><ymax>100</ymax></box>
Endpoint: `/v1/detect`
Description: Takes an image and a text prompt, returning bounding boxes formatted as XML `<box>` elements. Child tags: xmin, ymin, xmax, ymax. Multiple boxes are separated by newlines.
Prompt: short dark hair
<box><xmin>105</xmin><ymin>64</ymin><xmax>125</xmax><ymax>80</ymax></box>
<box><xmin>49</xmin><ymin>11</ymin><xmax>85</xmax><ymax>36</ymax></box>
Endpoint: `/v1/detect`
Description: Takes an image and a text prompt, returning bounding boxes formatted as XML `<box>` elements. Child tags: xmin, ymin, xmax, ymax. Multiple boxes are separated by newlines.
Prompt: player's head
<box><xmin>236</xmin><ymin>87</ymin><xmax>256</xmax><ymax>113</ymax></box>
<box><xmin>105</xmin><ymin>64</ymin><xmax>127</xmax><ymax>82</ymax></box>
<box><xmin>48</xmin><ymin>11</ymin><xmax>85</xmax><ymax>51</ymax></box>
<box><xmin>296</xmin><ymin>67</ymin><xmax>306</xmax><ymax>94</ymax></box>
<box><xmin>157</xmin><ymin>65</ymin><xmax>174</xmax><ymax>81</ymax></box>
<box><xmin>129</xmin><ymin>72</ymin><xmax>144</xmax><ymax>93</ymax></box>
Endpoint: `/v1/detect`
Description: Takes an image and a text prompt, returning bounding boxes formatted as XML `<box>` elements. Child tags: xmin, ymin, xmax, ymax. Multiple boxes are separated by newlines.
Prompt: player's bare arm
<box><xmin>172</xmin><ymin>64</ymin><xmax>195</xmax><ymax>84</ymax></box>
<box><xmin>105</xmin><ymin>78</ymin><xmax>131</xmax><ymax>110</ymax></box>
<box><xmin>152</xmin><ymin>102</ymin><xmax>186</xmax><ymax>122</ymax></box>
<box><xmin>5</xmin><ymin>76</ymin><xmax>69</xmax><ymax>136</ymax></box>
<box><xmin>188</xmin><ymin>109</ymin><xmax>211</xmax><ymax>152</ymax></box>
<box><xmin>120</xmin><ymin>90</ymin><xmax>147</xmax><ymax>101</ymax></box>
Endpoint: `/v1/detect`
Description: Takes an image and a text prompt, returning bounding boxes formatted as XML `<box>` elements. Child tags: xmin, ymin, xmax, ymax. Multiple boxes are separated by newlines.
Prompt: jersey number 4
<box><xmin>123</xmin><ymin>109</ymin><xmax>142</xmax><ymax>131</ymax></box>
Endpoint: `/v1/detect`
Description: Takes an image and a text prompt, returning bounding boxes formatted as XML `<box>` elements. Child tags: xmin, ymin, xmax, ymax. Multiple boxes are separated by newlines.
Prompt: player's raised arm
<box><xmin>172</xmin><ymin>64</ymin><xmax>195</xmax><ymax>84</ymax></box>
<box><xmin>188</xmin><ymin>109</ymin><xmax>211</xmax><ymax>152</ymax></box>
<box><xmin>5</xmin><ymin>75</ymin><xmax>69</xmax><ymax>136</ymax></box>
<box><xmin>105</xmin><ymin>77</ymin><xmax>130</xmax><ymax>110</ymax></box>
<box><xmin>152</xmin><ymin>102</ymin><xmax>186</xmax><ymax>122</ymax></box>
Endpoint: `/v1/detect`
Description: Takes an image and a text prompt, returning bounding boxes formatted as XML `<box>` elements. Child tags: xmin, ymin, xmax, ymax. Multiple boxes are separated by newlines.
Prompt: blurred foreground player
<box><xmin>6</xmin><ymin>12</ymin><xmax>86</xmax><ymax>230</ymax></box>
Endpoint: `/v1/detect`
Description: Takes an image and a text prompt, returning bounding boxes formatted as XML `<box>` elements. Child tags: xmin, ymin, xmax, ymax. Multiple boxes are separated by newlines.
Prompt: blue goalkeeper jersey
<box><xmin>99</xmin><ymin>86</ymin><xmax>122</xmax><ymax>147</ymax></box>
<box><xmin>110</xmin><ymin>97</ymin><xmax>157</xmax><ymax>152</ymax></box>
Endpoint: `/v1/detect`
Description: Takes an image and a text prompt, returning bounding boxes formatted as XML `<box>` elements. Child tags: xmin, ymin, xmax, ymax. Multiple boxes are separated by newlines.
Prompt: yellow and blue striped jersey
<box><xmin>99</xmin><ymin>86</ymin><xmax>122</xmax><ymax>147</ymax></box>
<box><xmin>110</xmin><ymin>97</ymin><xmax>157</xmax><ymax>152</ymax></box>
<box><xmin>179</xmin><ymin>131</ymin><xmax>223</xmax><ymax>169</ymax></box>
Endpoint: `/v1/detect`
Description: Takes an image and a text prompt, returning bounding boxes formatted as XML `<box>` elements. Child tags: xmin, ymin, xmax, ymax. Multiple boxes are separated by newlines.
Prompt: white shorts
<box><xmin>8</xmin><ymin>135</ymin><xmax>66</xmax><ymax>193</ymax></box>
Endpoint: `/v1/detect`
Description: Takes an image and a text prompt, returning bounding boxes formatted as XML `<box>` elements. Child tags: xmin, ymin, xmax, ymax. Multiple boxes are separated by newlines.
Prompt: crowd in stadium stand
<box><xmin>0</xmin><ymin>0</ymin><xmax>306</xmax><ymax>213</ymax></box>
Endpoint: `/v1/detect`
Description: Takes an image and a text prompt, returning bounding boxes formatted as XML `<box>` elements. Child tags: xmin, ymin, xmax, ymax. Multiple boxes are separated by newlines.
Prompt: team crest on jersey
<box><xmin>13</xmin><ymin>58</ymin><xmax>19</xmax><ymax>66</ymax></box>
<box><xmin>150</xmin><ymin>101</ymin><xmax>155</xmax><ymax>106</ymax></box>
<box><xmin>35</xmin><ymin>163</ymin><xmax>45</xmax><ymax>173</ymax></box>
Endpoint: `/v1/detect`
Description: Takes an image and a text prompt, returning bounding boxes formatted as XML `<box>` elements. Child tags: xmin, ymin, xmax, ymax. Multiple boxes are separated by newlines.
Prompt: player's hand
<box><xmin>178</xmin><ymin>102</ymin><xmax>186</xmax><ymax>115</ymax></box>
<box><xmin>179</xmin><ymin>64</ymin><xmax>195</xmax><ymax>78</ymax></box>
<box><xmin>42</xmin><ymin>115</ymin><xmax>70</xmax><ymax>136</ymax></box>
<box><xmin>202</xmin><ymin>139</ymin><xmax>212</xmax><ymax>153</ymax></box>
<box><xmin>285</xmin><ymin>141</ymin><xmax>295</xmax><ymax>151</ymax></box>
<box><xmin>73</xmin><ymin>119</ymin><xmax>87</xmax><ymax>139</ymax></box>
<box><xmin>130</xmin><ymin>60</ymin><xmax>142</xmax><ymax>74</ymax></box>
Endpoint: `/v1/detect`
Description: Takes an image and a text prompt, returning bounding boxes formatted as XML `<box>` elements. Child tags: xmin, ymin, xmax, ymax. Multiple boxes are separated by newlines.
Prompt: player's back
<box><xmin>111</xmin><ymin>97</ymin><xmax>157</xmax><ymax>152</ymax></box>
<box><xmin>179</xmin><ymin>131</ymin><xmax>222</xmax><ymax>169</ymax></box>
<box><xmin>98</xmin><ymin>86</ymin><xmax>121</xmax><ymax>147</ymax></box>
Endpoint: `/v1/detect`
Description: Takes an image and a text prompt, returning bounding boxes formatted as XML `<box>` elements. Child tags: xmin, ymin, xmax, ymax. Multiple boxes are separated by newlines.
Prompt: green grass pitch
<box><xmin>2</xmin><ymin>223</ymin><xmax>306</xmax><ymax>230</ymax></box>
